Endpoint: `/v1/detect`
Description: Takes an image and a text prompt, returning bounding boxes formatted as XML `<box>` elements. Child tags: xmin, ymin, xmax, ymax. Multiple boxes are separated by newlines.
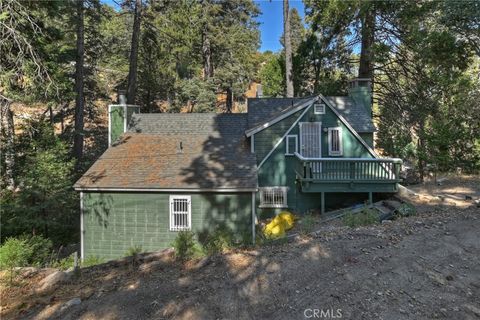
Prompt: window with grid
<box><xmin>259</xmin><ymin>187</ymin><xmax>288</xmax><ymax>208</ymax></box>
<box><xmin>314</xmin><ymin>103</ymin><xmax>326</xmax><ymax>114</ymax></box>
<box><xmin>328</xmin><ymin>127</ymin><xmax>343</xmax><ymax>156</ymax></box>
<box><xmin>169</xmin><ymin>195</ymin><xmax>191</xmax><ymax>231</ymax></box>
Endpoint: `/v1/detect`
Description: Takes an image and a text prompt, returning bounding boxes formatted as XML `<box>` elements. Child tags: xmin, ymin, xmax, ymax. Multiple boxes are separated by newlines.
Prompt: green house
<box><xmin>74</xmin><ymin>79</ymin><xmax>402</xmax><ymax>260</ymax></box>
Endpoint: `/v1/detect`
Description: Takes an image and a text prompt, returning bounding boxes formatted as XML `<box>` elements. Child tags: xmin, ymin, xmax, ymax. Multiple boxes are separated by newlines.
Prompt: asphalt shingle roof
<box><xmin>247</xmin><ymin>96</ymin><xmax>375</xmax><ymax>133</ymax></box>
<box><xmin>74</xmin><ymin>113</ymin><xmax>257</xmax><ymax>190</ymax></box>
<box><xmin>323</xmin><ymin>96</ymin><xmax>375</xmax><ymax>132</ymax></box>
<box><xmin>247</xmin><ymin>98</ymin><xmax>302</xmax><ymax>129</ymax></box>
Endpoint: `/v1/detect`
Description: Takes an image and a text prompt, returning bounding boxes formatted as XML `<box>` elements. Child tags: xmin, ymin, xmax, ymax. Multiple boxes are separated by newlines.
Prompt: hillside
<box><xmin>2</xmin><ymin>177</ymin><xmax>479</xmax><ymax>320</ymax></box>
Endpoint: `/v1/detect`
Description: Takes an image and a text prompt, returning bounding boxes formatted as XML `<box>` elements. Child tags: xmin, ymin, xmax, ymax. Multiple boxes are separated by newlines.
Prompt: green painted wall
<box><xmin>82</xmin><ymin>192</ymin><xmax>252</xmax><ymax>260</ymax></box>
<box><xmin>254</xmin><ymin>110</ymin><xmax>304</xmax><ymax>161</ymax></box>
<box><xmin>254</xmin><ymin>103</ymin><xmax>376</xmax><ymax>217</ymax></box>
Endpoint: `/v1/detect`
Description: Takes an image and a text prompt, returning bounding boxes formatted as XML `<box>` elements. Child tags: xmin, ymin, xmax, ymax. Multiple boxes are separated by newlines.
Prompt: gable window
<box><xmin>259</xmin><ymin>187</ymin><xmax>288</xmax><ymax>208</ymax></box>
<box><xmin>314</xmin><ymin>103</ymin><xmax>326</xmax><ymax>115</ymax></box>
<box><xmin>169</xmin><ymin>195</ymin><xmax>191</xmax><ymax>231</ymax></box>
<box><xmin>328</xmin><ymin>127</ymin><xmax>343</xmax><ymax>156</ymax></box>
<box><xmin>285</xmin><ymin>135</ymin><xmax>298</xmax><ymax>155</ymax></box>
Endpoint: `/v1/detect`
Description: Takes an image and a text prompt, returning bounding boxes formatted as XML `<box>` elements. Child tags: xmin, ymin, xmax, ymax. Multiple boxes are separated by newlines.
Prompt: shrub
<box><xmin>82</xmin><ymin>256</ymin><xmax>104</xmax><ymax>268</ymax></box>
<box><xmin>0</xmin><ymin>238</ymin><xmax>33</xmax><ymax>283</ymax></box>
<box><xmin>51</xmin><ymin>254</ymin><xmax>74</xmax><ymax>270</ymax></box>
<box><xmin>300</xmin><ymin>213</ymin><xmax>315</xmax><ymax>234</ymax></box>
<box><xmin>19</xmin><ymin>234</ymin><xmax>53</xmax><ymax>267</ymax></box>
<box><xmin>395</xmin><ymin>203</ymin><xmax>417</xmax><ymax>217</ymax></box>
<box><xmin>343</xmin><ymin>207</ymin><xmax>378</xmax><ymax>228</ymax></box>
<box><xmin>52</xmin><ymin>254</ymin><xmax>104</xmax><ymax>270</ymax></box>
<box><xmin>125</xmin><ymin>245</ymin><xmax>144</xmax><ymax>257</ymax></box>
<box><xmin>201</xmin><ymin>226</ymin><xmax>234</xmax><ymax>255</ymax></box>
<box><xmin>240</xmin><ymin>230</ymin><xmax>253</xmax><ymax>247</ymax></box>
<box><xmin>173</xmin><ymin>231</ymin><xmax>198</xmax><ymax>261</ymax></box>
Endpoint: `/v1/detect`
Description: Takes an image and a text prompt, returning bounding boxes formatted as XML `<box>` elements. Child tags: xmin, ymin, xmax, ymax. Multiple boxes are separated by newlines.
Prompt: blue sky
<box><xmin>101</xmin><ymin>0</ymin><xmax>305</xmax><ymax>52</ymax></box>
<box><xmin>255</xmin><ymin>0</ymin><xmax>305</xmax><ymax>52</ymax></box>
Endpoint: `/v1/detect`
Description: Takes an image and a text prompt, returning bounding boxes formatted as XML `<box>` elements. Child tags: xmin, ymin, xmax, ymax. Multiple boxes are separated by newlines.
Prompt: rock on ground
<box><xmin>36</xmin><ymin>270</ymin><xmax>70</xmax><ymax>293</ymax></box>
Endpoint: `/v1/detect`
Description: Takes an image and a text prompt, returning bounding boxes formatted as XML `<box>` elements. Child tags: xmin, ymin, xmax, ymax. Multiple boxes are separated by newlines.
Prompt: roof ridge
<box><xmin>133</xmin><ymin>113</ymin><xmax>247</xmax><ymax>116</ymax></box>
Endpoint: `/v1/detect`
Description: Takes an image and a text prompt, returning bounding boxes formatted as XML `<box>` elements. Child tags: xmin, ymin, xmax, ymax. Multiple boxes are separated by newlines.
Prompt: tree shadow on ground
<box><xmin>6</xmin><ymin>198</ymin><xmax>479</xmax><ymax>320</ymax></box>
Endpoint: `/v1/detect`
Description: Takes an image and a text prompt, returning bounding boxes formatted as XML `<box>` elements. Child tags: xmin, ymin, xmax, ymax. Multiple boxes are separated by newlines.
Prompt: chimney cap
<box><xmin>117</xmin><ymin>89</ymin><xmax>127</xmax><ymax>105</ymax></box>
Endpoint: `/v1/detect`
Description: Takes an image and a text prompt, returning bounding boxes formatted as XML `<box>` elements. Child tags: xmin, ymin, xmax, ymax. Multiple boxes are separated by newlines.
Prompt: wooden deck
<box><xmin>294</xmin><ymin>153</ymin><xmax>402</xmax><ymax>193</ymax></box>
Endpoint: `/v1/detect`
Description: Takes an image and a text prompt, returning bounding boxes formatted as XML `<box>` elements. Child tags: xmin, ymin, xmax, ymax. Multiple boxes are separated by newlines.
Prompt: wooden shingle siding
<box><xmin>83</xmin><ymin>192</ymin><xmax>252</xmax><ymax>260</ymax></box>
<box><xmin>254</xmin><ymin>110</ymin><xmax>304</xmax><ymax>163</ymax></box>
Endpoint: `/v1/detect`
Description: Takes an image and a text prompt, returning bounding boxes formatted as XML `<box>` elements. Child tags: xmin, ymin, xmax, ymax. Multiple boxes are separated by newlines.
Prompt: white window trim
<box><xmin>169</xmin><ymin>195</ymin><xmax>192</xmax><ymax>231</ymax></box>
<box><xmin>285</xmin><ymin>135</ymin><xmax>298</xmax><ymax>156</ymax></box>
<box><xmin>328</xmin><ymin>127</ymin><xmax>343</xmax><ymax>156</ymax></box>
<box><xmin>259</xmin><ymin>187</ymin><xmax>288</xmax><ymax>208</ymax></box>
<box><xmin>314</xmin><ymin>103</ymin><xmax>326</xmax><ymax>114</ymax></box>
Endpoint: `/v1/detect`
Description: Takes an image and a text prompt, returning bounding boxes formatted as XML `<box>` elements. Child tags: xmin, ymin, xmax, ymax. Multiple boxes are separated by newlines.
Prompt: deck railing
<box><xmin>294</xmin><ymin>152</ymin><xmax>402</xmax><ymax>182</ymax></box>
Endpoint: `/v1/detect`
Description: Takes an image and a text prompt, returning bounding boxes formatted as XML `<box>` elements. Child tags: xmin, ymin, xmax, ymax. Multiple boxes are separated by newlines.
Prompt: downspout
<box><xmin>80</xmin><ymin>191</ymin><xmax>84</xmax><ymax>261</ymax></box>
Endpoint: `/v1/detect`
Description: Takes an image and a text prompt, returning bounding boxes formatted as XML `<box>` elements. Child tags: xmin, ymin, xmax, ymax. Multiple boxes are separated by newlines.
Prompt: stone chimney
<box><xmin>348</xmin><ymin>78</ymin><xmax>372</xmax><ymax>117</ymax></box>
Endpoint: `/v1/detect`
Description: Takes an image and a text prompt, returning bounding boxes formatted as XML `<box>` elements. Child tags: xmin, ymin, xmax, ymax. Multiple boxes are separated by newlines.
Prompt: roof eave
<box><xmin>74</xmin><ymin>187</ymin><xmax>259</xmax><ymax>193</ymax></box>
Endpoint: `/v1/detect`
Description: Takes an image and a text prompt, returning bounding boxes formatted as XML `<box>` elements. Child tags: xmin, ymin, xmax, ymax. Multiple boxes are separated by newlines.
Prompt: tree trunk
<box><xmin>0</xmin><ymin>96</ymin><xmax>15</xmax><ymax>190</ymax></box>
<box><xmin>73</xmin><ymin>0</ymin><xmax>85</xmax><ymax>161</ymax></box>
<box><xmin>147</xmin><ymin>88</ymin><xmax>152</xmax><ymax>113</ymax></box>
<box><xmin>202</xmin><ymin>28</ymin><xmax>213</xmax><ymax>79</ymax></box>
<box><xmin>358</xmin><ymin>5</ymin><xmax>375</xmax><ymax>79</ymax></box>
<box><xmin>283</xmin><ymin>0</ymin><xmax>294</xmax><ymax>97</ymax></box>
<box><xmin>48</xmin><ymin>105</ymin><xmax>53</xmax><ymax>124</ymax></box>
<box><xmin>127</xmin><ymin>0</ymin><xmax>142</xmax><ymax>104</ymax></box>
<box><xmin>417</xmin><ymin>121</ymin><xmax>426</xmax><ymax>183</ymax></box>
<box><xmin>225</xmin><ymin>87</ymin><xmax>233</xmax><ymax>113</ymax></box>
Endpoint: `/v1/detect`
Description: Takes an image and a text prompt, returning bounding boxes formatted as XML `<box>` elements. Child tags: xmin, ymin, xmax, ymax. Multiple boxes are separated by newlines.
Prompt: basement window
<box><xmin>169</xmin><ymin>195</ymin><xmax>191</xmax><ymax>231</ymax></box>
<box><xmin>259</xmin><ymin>187</ymin><xmax>288</xmax><ymax>208</ymax></box>
<box><xmin>328</xmin><ymin>127</ymin><xmax>343</xmax><ymax>156</ymax></box>
<box><xmin>314</xmin><ymin>103</ymin><xmax>326</xmax><ymax>114</ymax></box>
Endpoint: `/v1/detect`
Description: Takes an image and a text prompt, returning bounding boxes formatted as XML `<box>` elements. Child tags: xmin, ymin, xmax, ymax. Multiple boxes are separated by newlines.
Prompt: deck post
<box><xmin>251</xmin><ymin>192</ymin><xmax>256</xmax><ymax>245</ymax></box>
<box><xmin>368</xmin><ymin>192</ymin><xmax>373</xmax><ymax>205</ymax></box>
<box><xmin>321</xmin><ymin>192</ymin><xmax>325</xmax><ymax>215</ymax></box>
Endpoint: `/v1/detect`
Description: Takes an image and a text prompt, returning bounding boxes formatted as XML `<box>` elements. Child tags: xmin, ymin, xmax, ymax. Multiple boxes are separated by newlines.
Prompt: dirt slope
<box><xmin>1</xmin><ymin>204</ymin><xmax>478</xmax><ymax>320</ymax></box>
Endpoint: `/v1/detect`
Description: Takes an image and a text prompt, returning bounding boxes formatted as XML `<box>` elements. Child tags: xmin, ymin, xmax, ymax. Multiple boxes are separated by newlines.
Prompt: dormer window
<box><xmin>314</xmin><ymin>103</ymin><xmax>325</xmax><ymax>114</ymax></box>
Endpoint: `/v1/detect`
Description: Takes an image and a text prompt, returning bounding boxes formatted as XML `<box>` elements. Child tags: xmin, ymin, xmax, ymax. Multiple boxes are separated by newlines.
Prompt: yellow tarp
<box><xmin>263</xmin><ymin>211</ymin><xmax>296</xmax><ymax>239</ymax></box>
